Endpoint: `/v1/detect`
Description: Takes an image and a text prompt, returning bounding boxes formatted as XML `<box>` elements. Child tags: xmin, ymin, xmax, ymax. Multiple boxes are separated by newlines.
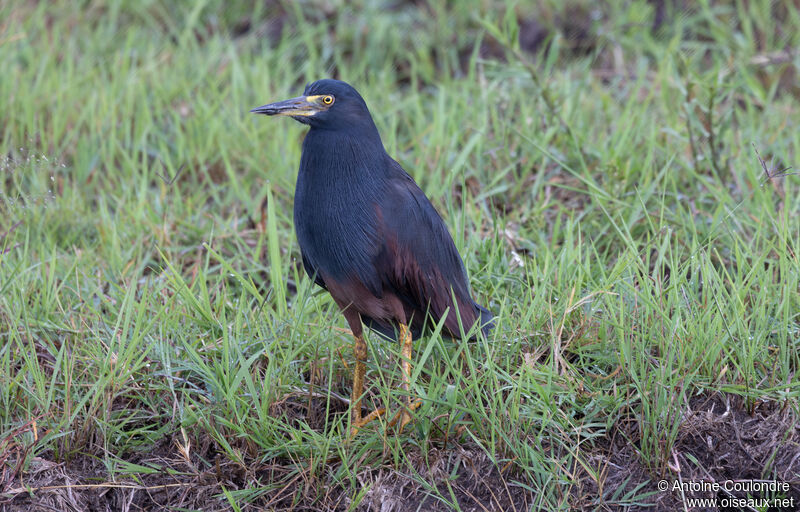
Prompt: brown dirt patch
<box><xmin>2</xmin><ymin>393</ymin><xmax>798</xmax><ymax>511</ymax></box>
<box><xmin>577</xmin><ymin>392</ymin><xmax>800</xmax><ymax>511</ymax></box>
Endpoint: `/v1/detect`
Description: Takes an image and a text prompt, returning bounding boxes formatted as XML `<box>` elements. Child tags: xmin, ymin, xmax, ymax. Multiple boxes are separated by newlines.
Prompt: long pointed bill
<box><xmin>250</xmin><ymin>95</ymin><xmax>325</xmax><ymax>117</ymax></box>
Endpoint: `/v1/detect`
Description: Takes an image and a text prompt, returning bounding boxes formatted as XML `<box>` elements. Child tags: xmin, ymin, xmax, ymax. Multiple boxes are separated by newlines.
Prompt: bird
<box><xmin>251</xmin><ymin>79</ymin><xmax>493</xmax><ymax>434</ymax></box>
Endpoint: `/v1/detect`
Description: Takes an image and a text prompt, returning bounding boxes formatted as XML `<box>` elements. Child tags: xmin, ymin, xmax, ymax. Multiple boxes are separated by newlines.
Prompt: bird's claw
<box><xmin>349</xmin><ymin>407</ymin><xmax>386</xmax><ymax>438</ymax></box>
<box><xmin>349</xmin><ymin>399</ymin><xmax>422</xmax><ymax>437</ymax></box>
<box><xmin>388</xmin><ymin>399</ymin><xmax>422</xmax><ymax>432</ymax></box>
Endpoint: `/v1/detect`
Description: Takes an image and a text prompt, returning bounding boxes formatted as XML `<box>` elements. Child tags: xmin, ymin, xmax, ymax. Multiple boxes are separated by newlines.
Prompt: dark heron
<box><xmin>251</xmin><ymin>79</ymin><xmax>493</xmax><ymax>434</ymax></box>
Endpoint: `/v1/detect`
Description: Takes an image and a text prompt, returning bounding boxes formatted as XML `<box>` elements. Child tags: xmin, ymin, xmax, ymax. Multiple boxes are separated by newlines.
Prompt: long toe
<box><xmin>389</xmin><ymin>398</ymin><xmax>422</xmax><ymax>432</ymax></box>
<box><xmin>349</xmin><ymin>406</ymin><xmax>387</xmax><ymax>438</ymax></box>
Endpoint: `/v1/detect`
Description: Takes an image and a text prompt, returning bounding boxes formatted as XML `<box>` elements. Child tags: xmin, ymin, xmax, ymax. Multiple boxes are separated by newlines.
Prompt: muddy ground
<box><xmin>1</xmin><ymin>393</ymin><xmax>798</xmax><ymax>511</ymax></box>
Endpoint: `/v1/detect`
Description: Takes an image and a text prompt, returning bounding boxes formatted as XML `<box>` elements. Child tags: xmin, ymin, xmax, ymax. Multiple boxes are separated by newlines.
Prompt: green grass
<box><xmin>1</xmin><ymin>0</ymin><xmax>799</xmax><ymax>510</ymax></box>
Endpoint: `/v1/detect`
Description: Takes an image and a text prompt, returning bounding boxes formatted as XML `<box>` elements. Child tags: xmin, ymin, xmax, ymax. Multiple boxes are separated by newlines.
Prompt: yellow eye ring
<box><xmin>322</xmin><ymin>95</ymin><xmax>334</xmax><ymax>105</ymax></box>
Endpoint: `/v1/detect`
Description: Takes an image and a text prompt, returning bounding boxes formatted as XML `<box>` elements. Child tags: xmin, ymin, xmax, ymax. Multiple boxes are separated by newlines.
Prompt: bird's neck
<box><xmin>301</xmin><ymin>128</ymin><xmax>386</xmax><ymax>180</ymax></box>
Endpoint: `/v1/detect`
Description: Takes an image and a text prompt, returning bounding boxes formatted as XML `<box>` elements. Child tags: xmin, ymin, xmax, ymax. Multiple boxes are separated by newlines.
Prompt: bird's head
<box><xmin>250</xmin><ymin>79</ymin><xmax>375</xmax><ymax>131</ymax></box>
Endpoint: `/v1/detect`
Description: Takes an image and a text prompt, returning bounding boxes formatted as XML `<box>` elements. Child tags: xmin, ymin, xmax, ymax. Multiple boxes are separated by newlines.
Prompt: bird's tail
<box><xmin>364</xmin><ymin>304</ymin><xmax>494</xmax><ymax>341</ymax></box>
<box><xmin>475</xmin><ymin>303</ymin><xmax>495</xmax><ymax>338</ymax></box>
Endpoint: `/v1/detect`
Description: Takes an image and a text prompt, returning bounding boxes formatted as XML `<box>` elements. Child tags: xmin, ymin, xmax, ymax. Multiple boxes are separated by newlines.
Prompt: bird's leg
<box><xmin>349</xmin><ymin>333</ymin><xmax>385</xmax><ymax>437</ymax></box>
<box><xmin>394</xmin><ymin>323</ymin><xmax>421</xmax><ymax>431</ymax></box>
<box><xmin>350</xmin><ymin>333</ymin><xmax>367</xmax><ymax>427</ymax></box>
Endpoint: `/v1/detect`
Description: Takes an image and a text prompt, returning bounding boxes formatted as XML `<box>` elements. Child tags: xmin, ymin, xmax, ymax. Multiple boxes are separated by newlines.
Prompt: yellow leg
<box><xmin>349</xmin><ymin>325</ymin><xmax>421</xmax><ymax>437</ymax></box>
<box><xmin>349</xmin><ymin>334</ymin><xmax>385</xmax><ymax>437</ymax></box>
<box><xmin>395</xmin><ymin>323</ymin><xmax>421</xmax><ymax>431</ymax></box>
<box><xmin>350</xmin><ymin>334</ymin><xmax>367</xmax><ymax>427</ymax></box>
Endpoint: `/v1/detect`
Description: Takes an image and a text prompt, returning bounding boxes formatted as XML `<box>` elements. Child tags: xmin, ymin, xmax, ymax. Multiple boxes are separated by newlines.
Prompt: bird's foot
<box><xmin>349</xmin><ymin>399</ymin><xmax>422</xmax><ymax>437</ymax></box>
<box><xmin>349</xmin><ymin>407</ymin><xmax>386</xmax><ymax>438</ymax></box>
<box><xmin>388</xmin><ymin>398</ymin><xmax>422</xmax><ymax>432</ymax></box>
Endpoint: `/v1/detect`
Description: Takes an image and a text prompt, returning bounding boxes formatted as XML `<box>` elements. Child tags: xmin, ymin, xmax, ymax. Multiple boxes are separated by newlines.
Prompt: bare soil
<box><xmin>1</xmin><ymin>392</ymin><xmax>798</xmax><ymax>511</ymax></box>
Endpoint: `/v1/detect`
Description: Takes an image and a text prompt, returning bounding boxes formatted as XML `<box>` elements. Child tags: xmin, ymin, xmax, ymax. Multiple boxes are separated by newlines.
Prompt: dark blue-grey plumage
<box><xmin>256</xmin><ymin>79</ymin><xmax>493</xmax><ymax>340</ymax></box>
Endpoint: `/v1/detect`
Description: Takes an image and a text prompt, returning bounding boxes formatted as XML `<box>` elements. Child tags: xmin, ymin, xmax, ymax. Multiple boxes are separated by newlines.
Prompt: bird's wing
<box><xmin>373</xmin><ymin>159</ymin><xmax>480</xmax><ymax>336</ymax></box>
<box><xmin>301</xmin><ymin>252</ymin><xmax>327</xmax><ymax>290</ymax></box>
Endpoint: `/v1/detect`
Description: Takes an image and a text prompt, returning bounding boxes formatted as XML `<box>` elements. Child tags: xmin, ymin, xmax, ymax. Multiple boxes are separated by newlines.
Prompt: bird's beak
<box><xmin>250</xmin><ymin>95</ymin><xmax>325</xmax><ymax>117</ymax></box>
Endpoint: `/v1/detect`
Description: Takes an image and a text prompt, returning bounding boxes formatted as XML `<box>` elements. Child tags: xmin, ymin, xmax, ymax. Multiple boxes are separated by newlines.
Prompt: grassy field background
<box><xmin>1</xmin><ymin>1</ymin><xmax>799</xmax><ymax>510</ymax></box>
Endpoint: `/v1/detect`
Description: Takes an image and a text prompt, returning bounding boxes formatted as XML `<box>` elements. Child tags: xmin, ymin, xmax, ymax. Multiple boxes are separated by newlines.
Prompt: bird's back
<box><xmin>371</xmin><ymin>157</ymin><xmax>491</xmax><ymax>338</ymax></box>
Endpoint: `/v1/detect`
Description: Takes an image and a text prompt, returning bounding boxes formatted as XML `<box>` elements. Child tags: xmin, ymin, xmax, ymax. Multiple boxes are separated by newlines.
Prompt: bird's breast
<box><xmin>293</xmin><ymin>145</ymin><xmax>386</xmax><ymax>286</ymax></box>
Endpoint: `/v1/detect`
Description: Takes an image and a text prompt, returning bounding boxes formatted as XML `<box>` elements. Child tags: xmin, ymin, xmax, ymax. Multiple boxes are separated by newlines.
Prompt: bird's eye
<box><xmin>322</xmin><ymin>95</ymin><xmax>334</xmax><ymax>105</ymax></box>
